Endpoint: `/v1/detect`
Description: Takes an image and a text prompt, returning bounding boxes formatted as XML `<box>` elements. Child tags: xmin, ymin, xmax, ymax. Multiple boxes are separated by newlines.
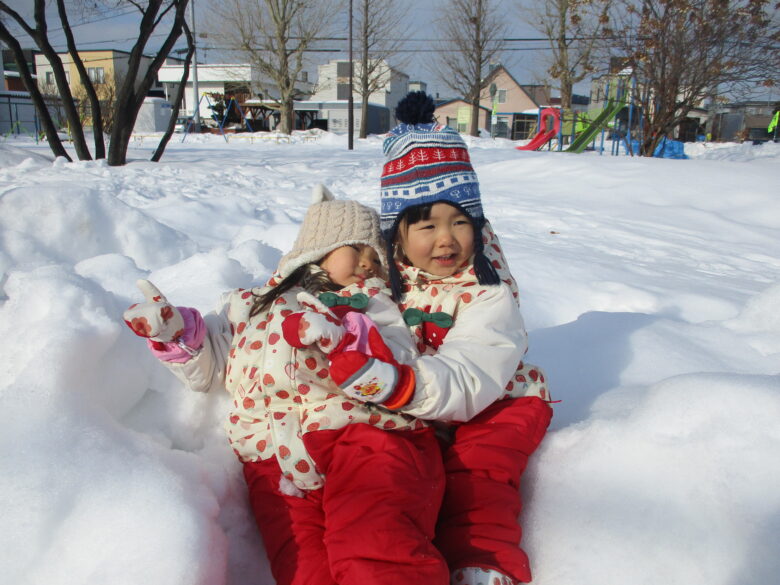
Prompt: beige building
<box><xmin>34</xmin><ymin>50</ymin><xmax>168</xmax><ymax>129</ymax></box>
<box><xmin>34</xmin><ymin>50</ymin><xmax>161</xmax><ymax>96</ymax></box>
<box><xmin>434</xmin><ymin>65</ymin><xmax>550</xmax><ymax>139</ymax></box>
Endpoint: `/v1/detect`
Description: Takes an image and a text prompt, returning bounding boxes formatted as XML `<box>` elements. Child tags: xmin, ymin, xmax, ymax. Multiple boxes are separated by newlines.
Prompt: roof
<box><xmin>434</xmin><ymin>98</ymin><xmax>491</xmax><ymax>112</ymax></box>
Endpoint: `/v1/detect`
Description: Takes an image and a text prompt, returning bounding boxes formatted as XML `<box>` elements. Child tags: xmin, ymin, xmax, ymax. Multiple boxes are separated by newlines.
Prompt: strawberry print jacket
<box><xmin>396</xmin><ymin>221</ymin><xmax>550</xmax><ymax>423</ymax></box>
<box><xmin>158</xmin><ymin>277</ymin><xmax>426</xmax><ymax>491</ymax></box>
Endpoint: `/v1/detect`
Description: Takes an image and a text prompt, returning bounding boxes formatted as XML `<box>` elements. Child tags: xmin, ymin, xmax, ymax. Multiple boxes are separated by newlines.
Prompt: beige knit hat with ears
<box><xmin>277</xmin><ymin>184</ymin><xmax>385</xmax><ymax>278</ymax></box>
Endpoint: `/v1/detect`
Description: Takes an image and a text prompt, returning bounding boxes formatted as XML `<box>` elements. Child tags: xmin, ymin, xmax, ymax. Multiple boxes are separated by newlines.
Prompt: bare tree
<box><xmin>606</xmin><ymin>0</ymin><xmax>779</xmax><ymax>155</ymax></box>
<box><xmin>0</xmin><ymin>0</ymin><xmax>93</xmax><ymax>160</ymax></box>
<box><xmin>435</xmin><ymin>0</ymin><xmax>507</xmax><ymax>136</ymax></box>
<box><xmin>73</xmin><ymin>75</ymin><xmax>121</xmax><ymax>135</ymax></box>
<box><xmin>522</xmin><ymin>0</ymin><xmax>611</xmax><ymax>111</ymax></box>
<box><xmin>153</xmin><ymin>21</ymin><xmax>195</xmax><ymax>162</ymax></box>
<box><xmin>209</xmin><ymin>0</ymin><xmax>336</xmax><ymax>134</ymax></box>
<box><xmin>353</xmin><ymin>0</ymin><xmax>410</xmax><ymax>138</ymax></box>
<box><xmin>108</xmin><ymin>0</ymin><xmax>190</xmax><ymax>165</ymax></box>
<box><xmin>57</xmin><ymin>0</ymin><xmax>106</xmax><ymax>158</ymax></box>
<box><xmin>0</xmin><ymin>19</ymin><xmax>71</xmax><ymax>159</ymax></box>
<box><xmin>0</xmin><ymin>1</ymin><xmax>192</xmax><ymax>166</ymax></box>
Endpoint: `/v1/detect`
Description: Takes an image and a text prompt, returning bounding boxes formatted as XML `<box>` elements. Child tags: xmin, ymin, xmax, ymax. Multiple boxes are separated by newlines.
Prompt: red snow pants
<box><xmin>434</xmin><ymin>396</ymin><xmax>553</xmax><ymax>583</ymax></box>
<box><xmin>242</xmin><ymin>424</ymin><xmax>448</xmax><ymax>585</ymax></box>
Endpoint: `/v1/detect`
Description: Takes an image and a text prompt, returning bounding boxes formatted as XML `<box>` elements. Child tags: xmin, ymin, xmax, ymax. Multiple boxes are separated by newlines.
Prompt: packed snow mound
<box><xmin>0</xmin><ymin>142</ymin><xmax>52</xmax><ymax>168</ymax></box>
<box><xmin>0</xmin><ymin>134</ymin><xmax>778</xmax><ymax>585</ymax></box>
<box><xmin>0</xmin><ymin>184</ymin><xmax>195</xmax><ymax>271</ymax></box>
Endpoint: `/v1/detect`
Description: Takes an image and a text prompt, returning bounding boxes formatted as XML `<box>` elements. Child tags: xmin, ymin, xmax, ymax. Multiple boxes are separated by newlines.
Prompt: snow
<box><xmin>1</xmin><ymin>133</ymin><xmax>778</xmax><ymax>585</ymax></box>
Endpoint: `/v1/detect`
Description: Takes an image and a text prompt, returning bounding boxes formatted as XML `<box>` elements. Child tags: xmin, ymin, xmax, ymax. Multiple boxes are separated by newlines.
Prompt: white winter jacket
<box><xmin>159</xmin><ymin>277</ymin><xmax>425</xmax><ymax>491</ymax></box>
<box><xmin>395</xmin><ymin>221</ymin><xmax>550</xmax><ymax>423</ymax></box>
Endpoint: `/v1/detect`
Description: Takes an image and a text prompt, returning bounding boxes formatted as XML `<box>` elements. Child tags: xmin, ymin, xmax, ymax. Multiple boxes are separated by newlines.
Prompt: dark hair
<box><xmin>250</xmin><ymin>263</ymin><xmax>339</xmax><ymax>318</ymax></box>
<box><xmin>386</xmin><ymin>202</ymin><xmax>500</xmax><ymax>300</ymax></box>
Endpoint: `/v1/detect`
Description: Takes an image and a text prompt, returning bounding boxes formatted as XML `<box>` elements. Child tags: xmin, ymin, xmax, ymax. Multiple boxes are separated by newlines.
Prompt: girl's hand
<box><xmin>123</xmin><ymin>280</ymin><xmax>185</xmax><ymax>346</ymax></box>
<box><xmin>329</xmin><ymin>326</ymin><xmax>415</xmax><ymax>411</ymax></box>
<box><xmin>282</xmin><ymin>310</ymin><xmax>345</xmax><ymax>353</ymax></box>
<box><xmin>281</xmin><ymin>291</ymin><xmax>345</xmax><ymax>353</ymax></box>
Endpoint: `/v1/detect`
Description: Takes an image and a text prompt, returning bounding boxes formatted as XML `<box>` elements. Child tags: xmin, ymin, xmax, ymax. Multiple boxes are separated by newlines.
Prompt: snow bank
<box><xmin>0</xmin><ymin>134</ymin><xmax>778</xmax><ymax>585</ymax></box>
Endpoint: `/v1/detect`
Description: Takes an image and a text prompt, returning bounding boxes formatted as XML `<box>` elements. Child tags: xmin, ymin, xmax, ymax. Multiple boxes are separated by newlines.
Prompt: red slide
<box><xmin>516</xmin><ymin>108</ymin><xmax>561</xmax><ymax>151</ymax></box>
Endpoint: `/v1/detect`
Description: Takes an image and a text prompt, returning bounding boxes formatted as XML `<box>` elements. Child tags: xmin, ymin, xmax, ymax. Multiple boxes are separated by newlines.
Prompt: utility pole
<box><xmin>348</xmin><ymin>0</ymin><xmax>354</xmax><ymax>150</ymax></box>
<box><xmin>190</xmin><ymin>0</ymin><xmax>201</xmax><ymax>130</ymax></box>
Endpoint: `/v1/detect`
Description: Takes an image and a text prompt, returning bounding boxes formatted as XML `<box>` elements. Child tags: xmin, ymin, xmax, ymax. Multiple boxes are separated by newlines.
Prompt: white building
<box><xmin>157</xmin><ymin>60</ymin><xmax>312</xmax><ymax>123</ymax></box>
<box><xmin>308</xmin><ymin>59</ymin><xmax>409</xmax><ymax>126</ymax></box>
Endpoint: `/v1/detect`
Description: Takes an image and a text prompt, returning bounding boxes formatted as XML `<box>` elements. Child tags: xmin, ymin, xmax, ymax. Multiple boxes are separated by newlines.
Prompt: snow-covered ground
<box><xmin>1</xmin><ymin>132</ymin><xmax>778</xmax><ymax>585</ymax></box>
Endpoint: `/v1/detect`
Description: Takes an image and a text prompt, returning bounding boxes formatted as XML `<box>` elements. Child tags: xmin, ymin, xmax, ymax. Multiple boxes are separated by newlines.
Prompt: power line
<box><xmin>2</xmin><ymin>5</ymin><xmax>140</xmax><ymax>37</ymax></box>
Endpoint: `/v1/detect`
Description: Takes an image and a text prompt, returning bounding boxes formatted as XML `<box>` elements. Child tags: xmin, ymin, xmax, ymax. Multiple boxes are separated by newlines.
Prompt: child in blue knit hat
<box><xmin>380</xmin><ymin>91</ymin><xmax>553</xmax><ymax>585</ymax></box>
<box><xmin>269</xmin><ymin>93</ymin><xmax>553</xmax><ymax>585</ymax></box>
<box><xmin>319</xmin><ymin>91</ymin><xmax>553</xmax><ymax>585</ymax></box>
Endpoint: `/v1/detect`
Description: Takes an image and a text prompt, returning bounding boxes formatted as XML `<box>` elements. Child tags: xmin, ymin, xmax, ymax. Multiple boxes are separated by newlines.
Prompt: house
<box><xmin>33</xmin><ymin>49</ymin><xmax>171</xmax><ymax>130</ymax></box>
<box><xmin>306</xmin><ymin>59</ymin><xmax>409</xmax><ymax>132</ymax></box>
<box><xmin>710</xmin><ymin>100</ymin><xmax>779</xmax><ymax>142</ymax></box>
<box><xmin>433</xmin><ymin>65</ymin><xmax>550</xmax><ymax>139</ymax></box>
<box><xmin>433</xmin><ymin>99</ymin><xmax>492</xmax><ymax>134</ymax></box>
<box><xmin>409</xmin><ymin>81</ymin><xmax>427</xmax><ymax>94</ymax></box>
<box><xmin>2</xmin><ymin>49</ymin><xmax>66</xmax><ymax>136</ymax></box>
<box><xmin>34</xmin><ymin>49</ymin><xmax>164</xmax><ymax>97</ymax></box>
<box><xmin>3</xmin><ymin>48</ymin><xmax>37</xmax><ymax>91</ymax></box>
<box><xmin>157</xmin><ymin>60</ymin><xmax>313</xmax><ymax>129</ymax></box>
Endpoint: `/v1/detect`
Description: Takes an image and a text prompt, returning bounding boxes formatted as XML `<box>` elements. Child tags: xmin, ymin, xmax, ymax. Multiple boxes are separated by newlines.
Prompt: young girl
<box><xmin>384</xmin><ymin>93</ymin><xmax>553</xmax><ymax>585</ymax></box>
<box><xmin>123</xmin><ymin>185</ymin><xmax>450</xmax><ymax>585</ymax></box>
<box><xmin>316</xmin><ymin>93</ymin><xmax>553</xmax><ymax>585</ymax></box>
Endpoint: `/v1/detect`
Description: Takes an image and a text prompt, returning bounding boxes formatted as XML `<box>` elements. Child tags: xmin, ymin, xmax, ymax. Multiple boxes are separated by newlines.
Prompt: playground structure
<box><xmin>179</xmin><ymin>93</ymin><xmax>252</xmax><ymax>142</ymax></box>
<box><xmin>514</xmin><ymin>75</ymin><xmax>688</xmax><ymax>157</ymax></box>
<box><xmin>516</xmin><ymin>108</ymin><xmax>561</xmax><ymax>151</ymax></box>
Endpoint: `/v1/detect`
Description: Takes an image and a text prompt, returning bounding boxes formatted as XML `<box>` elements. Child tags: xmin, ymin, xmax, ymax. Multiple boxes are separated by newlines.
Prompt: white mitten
<box><xmin>123</xmin><ymin>279</ymin><xmax>185</xmax><ymax>344</ymax></box>
<box><xmin>281</xmin><ymin>297</ymin><xmax>345</xmax><ymax>353</ymax></box>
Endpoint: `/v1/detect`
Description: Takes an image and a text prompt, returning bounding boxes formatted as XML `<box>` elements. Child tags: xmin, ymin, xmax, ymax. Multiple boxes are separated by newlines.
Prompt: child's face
<box><xmin>319</xmin><ymin>244</ymin><xmax>385</xmax><ymax>287</ymax></box>
<box><xmin>397</xmin><ymin>202</ymin><xmax>474</xmax><ymax>277</ymax></box>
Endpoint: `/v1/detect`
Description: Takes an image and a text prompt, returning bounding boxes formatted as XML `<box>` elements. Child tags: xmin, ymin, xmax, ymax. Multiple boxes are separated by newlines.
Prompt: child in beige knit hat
<box><xmin>123</xmin><ymin>185</ymin><xmax>449</xmax><ymax>585</ymax></box>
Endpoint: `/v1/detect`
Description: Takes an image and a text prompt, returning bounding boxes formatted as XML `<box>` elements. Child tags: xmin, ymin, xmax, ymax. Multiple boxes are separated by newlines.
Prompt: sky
<box><xmin>0</xmin><ymin>129</ymin><xmax>778</xmax><ymax>585</ymax></box>
<box><xmin>0</xmin><ymin>0</ymin><xmax>563</xmax><ymax>99</ymax></box>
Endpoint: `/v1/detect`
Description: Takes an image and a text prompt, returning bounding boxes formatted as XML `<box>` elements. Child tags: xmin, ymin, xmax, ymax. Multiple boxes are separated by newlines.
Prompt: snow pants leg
<box><xmin>243</xmin><ymin>424</ymin><xmax>449</xmax><ymax>585</ymax></box>
<box><xmin>305</xmin><ymin>424</ymin><xmax>449</xmax><ymax>585</ymax></box>
<box><xmin>434</xmin><ymin>396</ymin><xmax>553</xmax><ymax>583</ymax></box>
<box><xmin>243</xmin><ymin>457</ymin><xmax>335</xmax><ymax>585</ymax></box>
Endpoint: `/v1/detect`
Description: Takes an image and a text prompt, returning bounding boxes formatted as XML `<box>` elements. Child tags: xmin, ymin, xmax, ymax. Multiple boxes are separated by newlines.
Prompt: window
<box><xmin>494</xmin><ymin>115</ymin><xmax>510</xmax><ymax>138</ymax></box>
<box><xmin>87</xmin><ymin>67</ymin><xmax>105</xmax><ymax>84</ymax></box>
<box><xmin>45</xmin><ymin>71</ymin><xmax>54</xmax><ymax>86</ymax></box>
<box><xmin>336</xmin><ymin>83</ymin><xmax>351</xmax><ymax>100</ymax></box>
<box><xmin>497</xmin><ymin>89</ymin><xmax>507</xmax><ymax>104</ymax></box>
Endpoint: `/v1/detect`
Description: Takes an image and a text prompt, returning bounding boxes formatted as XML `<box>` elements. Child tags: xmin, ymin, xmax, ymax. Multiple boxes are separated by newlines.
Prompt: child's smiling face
<box><xmin>397</xmin><ymin>203</ymin><xmax>474</xmax><ymax>277</ymax></box>
<box><xmin>319</xmin><ymin>244</ymin><xmax>385</xmax><ymax>287</ymax></box>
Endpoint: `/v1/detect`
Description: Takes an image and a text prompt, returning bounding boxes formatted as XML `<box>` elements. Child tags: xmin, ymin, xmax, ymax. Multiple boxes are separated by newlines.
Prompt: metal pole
<box><xmin>190</xmin><ymin>0</ymin><xmax>201</xmax><ymax>129</ymax></box>
<box><xmin>348</xmin><ymin>0</ymin><xmax>354</xmax><ymax>150</ymax></box>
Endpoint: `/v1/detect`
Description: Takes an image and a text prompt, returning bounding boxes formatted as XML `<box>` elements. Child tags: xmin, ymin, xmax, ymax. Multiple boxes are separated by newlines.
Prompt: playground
<box><xmin>515</xmin><ymin>76</ymin><xmax>695</xmax><ymax>159</ymax></box>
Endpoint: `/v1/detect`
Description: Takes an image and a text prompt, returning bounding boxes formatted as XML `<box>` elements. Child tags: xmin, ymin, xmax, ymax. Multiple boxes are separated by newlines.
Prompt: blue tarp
<box><xmin>653</xmin><ymin>138</ymin><xmax>688</xmax><ymax>159</ymax></box>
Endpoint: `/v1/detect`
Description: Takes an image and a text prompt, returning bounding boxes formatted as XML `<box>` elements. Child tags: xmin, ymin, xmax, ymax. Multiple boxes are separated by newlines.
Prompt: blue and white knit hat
<box><xmin>380</xmin><ymin>92</ymin><xmax>498</xmax><ymax>299</ymax></box>
<box><xmin>380</xmin><ymin>120</ymin><xmax>483</xmax><ymax>236</ymax></box>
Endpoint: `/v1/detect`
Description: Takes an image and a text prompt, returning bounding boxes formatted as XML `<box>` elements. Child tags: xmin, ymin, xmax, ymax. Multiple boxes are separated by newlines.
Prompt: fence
<box><xmin>0</xmin><ymin>91</ymin><xmax>66</xmax><ymax>139</ymax></box>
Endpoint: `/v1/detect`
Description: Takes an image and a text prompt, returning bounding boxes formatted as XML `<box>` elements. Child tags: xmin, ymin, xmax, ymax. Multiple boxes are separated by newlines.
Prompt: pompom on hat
<box><xmin>380</xmin><ymin>91</ymin><xmax>483</xmax><ymax>237</ymax></box>
<box><xmin>277</xmin><ymin>184</ymin><xmax>384</xmax><ymax>278</ymax></box>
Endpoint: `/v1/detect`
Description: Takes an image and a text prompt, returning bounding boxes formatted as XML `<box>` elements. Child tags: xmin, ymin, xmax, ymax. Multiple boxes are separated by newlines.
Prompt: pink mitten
<box><xmin>124</xmin><ymin>279</ymin><xmax>185</xmax><ymax>350</ymax></box>
<box><xmin>329</xmin><ymin>326</ymin><xmax>415</xmax><ymax>410</ymax></box>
